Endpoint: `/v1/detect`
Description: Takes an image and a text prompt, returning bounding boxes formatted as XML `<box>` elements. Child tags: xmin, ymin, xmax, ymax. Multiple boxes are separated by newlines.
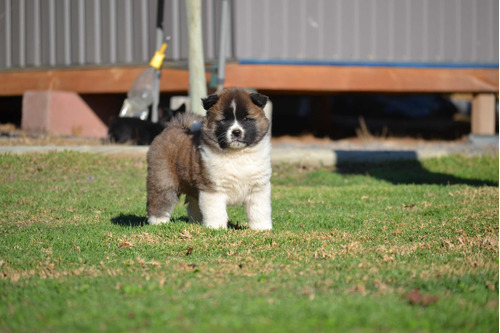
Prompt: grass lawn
<box><xmin>0</xmin><ymin>152</ymin><xmax>498</xmax><ymax>332</ymax></box>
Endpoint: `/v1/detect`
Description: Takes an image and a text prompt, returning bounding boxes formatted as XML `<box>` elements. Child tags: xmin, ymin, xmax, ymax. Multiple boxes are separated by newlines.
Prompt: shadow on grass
<box><xmin>334</xmin><ymin>150</ymin><xmax>498</xmax><ymax>186</ymax></box>
<box><xmin>111</xmin><ymin>214</ymin><xmax>248</xmax><ymax>230</ymax></box>
<box><xmin>110</xmin><ymin>214</ymin><xmax>194</xmax><ymax>227</ymax></box>
<box><xmin>228</xmin><ymin>221</ymin><xmax>247</xmax><ymax>230</ymax></box>
<box><xmin>111</xmin><ymin>214</ymin><xmax>147</xmax><ymax>227</ymax></box>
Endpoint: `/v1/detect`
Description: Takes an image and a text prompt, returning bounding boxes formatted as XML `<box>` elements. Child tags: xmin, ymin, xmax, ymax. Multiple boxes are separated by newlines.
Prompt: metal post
<box><xmin>151</xmin><ymin>0</ymin><xmax>165</xmax><ymax>123</ymax></box>
<box><xmin>186</xmin><ymin>0</ymin><xmax>207</xmax><ymax>116</ymax></box>
<box><xmin>217</xmin><ymin>0</ymin><xmax>229</xmax><ymax>92</ymax></box>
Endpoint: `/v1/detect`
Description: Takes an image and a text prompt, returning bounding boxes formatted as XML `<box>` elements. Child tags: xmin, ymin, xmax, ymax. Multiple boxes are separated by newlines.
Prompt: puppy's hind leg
<box><xmin>186</xmin><ymin>196</ymin><xmax>203</xmax><ymax>224</ymax></box>
<box><xmin>147</xmin><ymin>188</ymin><xmax>179</xmax><ymax>225</ymax></box>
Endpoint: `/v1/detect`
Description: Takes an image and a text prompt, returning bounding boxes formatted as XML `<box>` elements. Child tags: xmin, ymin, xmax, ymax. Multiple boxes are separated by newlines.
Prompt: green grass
<box><xmin>0</xmin><ymin>152</ymin><xmax>498</xmax><ymax>332</ymax></box>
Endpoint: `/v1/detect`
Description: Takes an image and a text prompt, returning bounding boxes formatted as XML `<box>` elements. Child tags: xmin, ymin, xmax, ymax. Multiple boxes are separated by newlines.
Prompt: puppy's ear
<box><xmin>249</xmin><ymin>93</ymin><xmax>268</xmax><ymax>109</ymax></box>
<box><xmin>202</xmin><ymin>94</ymin><xmax>220</xmax><ymax>111</ymax></box>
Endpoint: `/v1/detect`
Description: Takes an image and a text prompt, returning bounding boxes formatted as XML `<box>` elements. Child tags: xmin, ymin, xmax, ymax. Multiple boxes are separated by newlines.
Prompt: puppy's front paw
<box><xmin>147</xmin><ymin>215</ymin><xmax>170</xmax><ymax>225</ymax></box>
<box><xmin>203</xmin><ymin>219</ymin><xmax>228</xmax><ymax>229</ymax></box>
<box><xmin>249</xmin><ymin>221</ymin><xmax>273</xmax><ymax>231</ymax></box>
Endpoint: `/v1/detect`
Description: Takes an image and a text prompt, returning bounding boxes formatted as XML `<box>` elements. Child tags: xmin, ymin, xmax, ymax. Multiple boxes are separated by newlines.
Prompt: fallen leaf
<box><xmin>147</xmin><ymin>261</ymin><xmax>161</xmax><ymax>268</ymax></box>
<box><xmin>403</xmin><ymin>203</ymin><xmax>416</xmax><ymax>210</ymax></box>
<box><xmin>187</xmin><ymin>263</ymin><xmax>199</xmax><ymax>273</ymax></box>
<box><xmin>120</xmin><ymin>241</ymin><xmax>134</xmax><ymax>249</ymax></box>
<box><xmin>180</xmin><ymin>230</ymin><xmax>192</xmax><ymax>239</ymax></box>
<box><xmin>404</xmin><ymin>289</ymin><xmax>439</xmax><ymax>306</ymax></box>
<box><xmin>485</xmin><ymin>281</ymin><xmax>496</xmax><ymax>291</ymax></box>
<box><xmin>352</xmin><ymin>284</ymin><xmax>366</xmax><ymax>294</ymax></box>
<box><xmin>136</xmin><ymin>256</ymin><xmax>146</xmax><ymax>266</ymax></box>
<box><xmin>382</xmin><ymin>255</ymin><xmax>394</xmax><ymax>263</ymax></box>
<box><xmin>442</xmin><ymin>240</ymin><xmax>454</xmax><ymax>249</ymax></box>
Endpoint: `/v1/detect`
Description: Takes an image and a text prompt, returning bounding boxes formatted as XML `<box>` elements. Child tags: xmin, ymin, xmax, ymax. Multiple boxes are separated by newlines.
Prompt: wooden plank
<box><xmin>471</xmin><ymin>93</ymin><xmax>497</xmax><ymax>135</ymax></box>
<box><xmin>0</xmin><ymin>66</ymin><xmax>200</xmax><ymax>96</ymax></box>
<box><xmin>0</xmin><ymin>64</ymin><xmax>498</xmax><ymax>96</ymax></box>
<box><xmin>224</xmin><ymin>64</ymin><xmax>499</xmax><ymax>94</ymax></box>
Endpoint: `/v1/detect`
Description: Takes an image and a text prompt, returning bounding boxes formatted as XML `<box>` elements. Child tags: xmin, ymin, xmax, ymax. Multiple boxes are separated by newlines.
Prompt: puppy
<box><xmin>108</xmin><ymin>104</ymin><xmax>185</xmax><ymax>145</ymax></box>
<box><xmin>146</xmin><ymin>88</ymin><xmax>272</xmax><ymax>230</ymax></box>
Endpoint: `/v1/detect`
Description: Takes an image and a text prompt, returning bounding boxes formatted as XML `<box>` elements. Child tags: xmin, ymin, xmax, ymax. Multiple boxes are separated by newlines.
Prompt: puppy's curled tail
<box><xmin>167</xmin><ymin>111</ymin><xmax>204</xmax><ymax>133</ymax></box>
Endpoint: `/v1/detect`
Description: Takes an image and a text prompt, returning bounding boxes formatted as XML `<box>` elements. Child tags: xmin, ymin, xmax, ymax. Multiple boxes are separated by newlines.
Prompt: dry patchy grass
<box><xmin>0</xmin><ymin>152</ymin><xmax>498</xmax><ymax>332</ymax></box>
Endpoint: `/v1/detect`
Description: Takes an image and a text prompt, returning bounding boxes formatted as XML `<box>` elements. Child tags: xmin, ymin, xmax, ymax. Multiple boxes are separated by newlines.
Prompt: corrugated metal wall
<box><xmin>0</xmin><ymin>0</ymin><xmax>231</xmax><ymax>70</ymax></box>
<box><xmin>0</xmin><ymin>0</ymin><xmax>498</xmax><ymax>71</ymax></box>
<box><xmin>1</xmin><ymin>0</ymin><xmax>154</xmax><ymax>68</ymax></box>
<box><xmin>234</xmin><ymin>0</ymin><xmax>499</xmax><ymax>66</ymax></box>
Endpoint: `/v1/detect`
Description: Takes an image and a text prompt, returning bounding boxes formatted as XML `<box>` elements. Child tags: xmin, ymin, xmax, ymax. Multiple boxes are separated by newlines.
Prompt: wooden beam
<box><xmin>1</xmin><ymin>64</ymin><xmax>497</xmax><ymax>96</ymax></box>
<box><xmin>0</xmin><ymin>66</ymin><xmax>201</xmax><ymax>96</ymax></box>
<box><xmin>224</xmin><ymin>64</ymin><xmax>499</xmax><ymax>94</ymax></box>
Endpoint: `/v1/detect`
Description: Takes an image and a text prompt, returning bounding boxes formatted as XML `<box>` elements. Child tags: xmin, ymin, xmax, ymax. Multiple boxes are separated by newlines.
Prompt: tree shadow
<box><xmin>334</xmin><ymin>150</ymin><xmax>497</xmax><ymax>186</ymax></box>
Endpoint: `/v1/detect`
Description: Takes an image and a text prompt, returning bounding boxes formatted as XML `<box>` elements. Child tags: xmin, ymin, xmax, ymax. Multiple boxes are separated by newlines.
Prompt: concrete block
<box><xmin>22</xmin><ymin>90</ymin><xmax>108</xmax><ymax>138</ymax></box>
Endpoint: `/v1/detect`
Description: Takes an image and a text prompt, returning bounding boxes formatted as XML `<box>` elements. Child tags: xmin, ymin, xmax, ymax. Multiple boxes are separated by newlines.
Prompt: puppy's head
<box><xmin>201</xmin><ymin>88</ymin><xmax>270</xmax><ymax>150</ymax></box>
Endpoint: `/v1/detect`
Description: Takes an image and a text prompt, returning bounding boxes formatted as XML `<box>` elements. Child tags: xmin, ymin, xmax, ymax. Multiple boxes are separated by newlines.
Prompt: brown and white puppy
<box><xmin>146</xmin><ymin>88</ymin><xmax>272</xmax><ymax>230</ymax></box>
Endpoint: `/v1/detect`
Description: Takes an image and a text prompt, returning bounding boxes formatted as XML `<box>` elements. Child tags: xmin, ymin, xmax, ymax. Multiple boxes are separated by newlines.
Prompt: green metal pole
<box><xmin>186</xmin><ymin>0</ymin><xmax>207</xmax><ymax>116</ymax></box>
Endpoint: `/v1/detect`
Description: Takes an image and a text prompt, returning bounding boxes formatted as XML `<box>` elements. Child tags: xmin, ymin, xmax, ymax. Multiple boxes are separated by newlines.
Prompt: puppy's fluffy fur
<box><xmin>146</xmin><ymin>88</ymin><xmax>272</xmax><ymax>230</ymax></box>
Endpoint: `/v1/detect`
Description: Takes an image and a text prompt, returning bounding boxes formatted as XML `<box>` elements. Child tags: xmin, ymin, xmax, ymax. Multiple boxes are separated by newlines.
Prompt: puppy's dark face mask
<box><xmin>202</xmin><ymin>89</ymin><xmax>270</xmax><ymax>150</ymax></box>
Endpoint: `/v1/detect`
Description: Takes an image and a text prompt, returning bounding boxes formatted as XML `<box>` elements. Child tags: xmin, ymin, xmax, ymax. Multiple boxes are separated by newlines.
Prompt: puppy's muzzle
<box><xmin>231</xmin><ymin>129</ymin><xmax>242</xmax><ymax>139</ymax></box>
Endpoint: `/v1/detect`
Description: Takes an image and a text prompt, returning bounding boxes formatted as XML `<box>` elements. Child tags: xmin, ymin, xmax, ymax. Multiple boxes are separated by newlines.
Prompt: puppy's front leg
<box><xmin>198</xmin><ymin>191</ymin><xmax>228</xmax><ymax>229</ymax></box>
<box><xmin>245</xmin><ymin>183</ymin><xmax>272</xmax><ymax>230</ymax></box>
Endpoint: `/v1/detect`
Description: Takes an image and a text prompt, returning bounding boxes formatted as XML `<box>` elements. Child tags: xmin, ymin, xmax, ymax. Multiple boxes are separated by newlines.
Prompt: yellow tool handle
<box><xmin>149</xmin><ymin>42</ymin><xmax>168</xmax><ymax>70</ymax></box>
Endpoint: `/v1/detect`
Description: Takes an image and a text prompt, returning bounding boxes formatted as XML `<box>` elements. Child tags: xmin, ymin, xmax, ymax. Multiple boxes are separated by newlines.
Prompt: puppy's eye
<box><xmin>243</xmin><ymin>117</ymin><xmax>252</xmax><ymax>121</ymax></box>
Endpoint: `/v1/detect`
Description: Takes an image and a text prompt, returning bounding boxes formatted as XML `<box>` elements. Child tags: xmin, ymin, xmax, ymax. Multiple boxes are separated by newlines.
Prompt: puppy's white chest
<box><xmin>202</xmin><ymin>145</ymin><xmax>271</xmax><ymax>206</ymax></box>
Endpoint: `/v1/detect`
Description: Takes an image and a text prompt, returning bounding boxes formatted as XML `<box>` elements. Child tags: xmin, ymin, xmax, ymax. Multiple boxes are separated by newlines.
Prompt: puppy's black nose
<box><xmin>232</xmin><ymin>129</ymin><xmax>242</xmax><ymax>137</ymax></box>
